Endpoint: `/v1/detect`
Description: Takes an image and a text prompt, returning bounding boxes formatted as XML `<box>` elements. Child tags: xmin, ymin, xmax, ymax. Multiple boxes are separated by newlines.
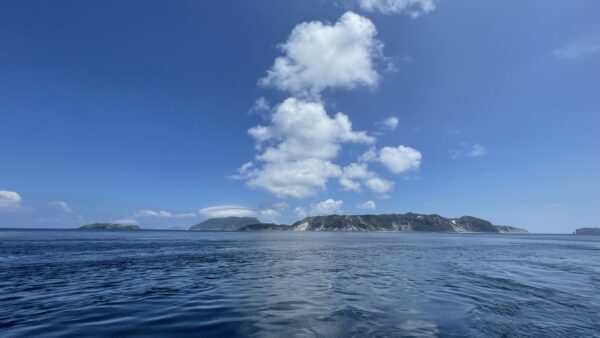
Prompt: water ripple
<box><xmin>1</xmin><ymin>231</ymin><xmax>599</xmax><ymax>337</ymax></box>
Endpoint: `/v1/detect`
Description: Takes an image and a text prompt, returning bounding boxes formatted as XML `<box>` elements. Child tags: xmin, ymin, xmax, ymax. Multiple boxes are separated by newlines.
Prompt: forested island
<box><xmin>574</xmin><ymin>228</ymin><xmax>600</xmax><ymax>235</ymax></box>
<box><xmin>79</xmin><ymin>223</ymin><xmax>140</xmax><ymax>230</ymax></box>
<box><xmin>190</xmin><ymin>214</ymin><xmax>527</xmax><ymax>233</ymax></box>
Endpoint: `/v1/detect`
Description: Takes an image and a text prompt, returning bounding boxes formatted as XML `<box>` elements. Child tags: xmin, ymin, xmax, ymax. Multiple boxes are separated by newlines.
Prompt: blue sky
<box><xmin>1</xmin><ymin>0</ymin><xmax>599</xmax><ymax>233</ymax></box>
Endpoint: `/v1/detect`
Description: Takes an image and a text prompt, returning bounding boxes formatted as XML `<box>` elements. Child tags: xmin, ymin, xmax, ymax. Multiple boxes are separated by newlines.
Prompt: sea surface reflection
<box><xmin>1</xmin><ymin>230</ymin><xmax>599</xmax><ymax>337</ymax></box>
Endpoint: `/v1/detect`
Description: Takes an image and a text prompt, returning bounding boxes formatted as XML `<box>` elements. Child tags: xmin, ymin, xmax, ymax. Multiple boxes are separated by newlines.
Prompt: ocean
<box><xmin>1</xmin><ymin>230</ymin><xmax>599</xmax><ymax>337</ymax></box>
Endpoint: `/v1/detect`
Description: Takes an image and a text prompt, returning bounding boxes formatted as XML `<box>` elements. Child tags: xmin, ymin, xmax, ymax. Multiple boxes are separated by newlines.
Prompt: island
<box><xmin>288</xmin><ymin>214</ymin><xmax>527</xmax><ymax>232</ymax></box>
<box><xmin>190</xmin><ymin>214</ymin><xmax>528</xmax><ymax>233</ymax></box>
<box><xmin>239</xmin><ymin>223</ymin><xmax>291</xmax><ymax>231</ymax></box>
<box><xmin>79</xmin><ymin>223</ymin><xmax>140</xmax><ymax>230</ymax></box>
<box><xmin>574</xmin><ymin>228</ymin><xmax>600</xmax><ymax>235</ymax></box>
<box><xmin>495</xmin><ymin>225</ymin><xmax>529</xmax><ymax>233</ymax></box>
<box><xmin>189</xmin><ymin>216</ymin><xmax>260</xmax><ymax>231</ymax></box>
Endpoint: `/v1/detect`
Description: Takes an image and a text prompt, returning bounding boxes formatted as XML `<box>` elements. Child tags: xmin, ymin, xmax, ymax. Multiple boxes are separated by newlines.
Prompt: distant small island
<box><xmin>79</xmin><ymin>223</ymin><xmax>140</xmax><ymax>230</ymax></box>
<box><xmin>239</xmin><ymin>223</ymin><xmax>290</xmax><ymax>231</ymax></box>
<box><xmin>574</xmin><ymin>228</ymin><xmax>600</xmax><ymax>235</ymax></box>
<box><xmin>190</xmin><ymin>214</ymin><xmax>528</xmax><ymax>233</ymax></box>
<box><xmin>190</xmin><ymin>217</ymin><xmax>260</xmax><ymax>231</ymax></box>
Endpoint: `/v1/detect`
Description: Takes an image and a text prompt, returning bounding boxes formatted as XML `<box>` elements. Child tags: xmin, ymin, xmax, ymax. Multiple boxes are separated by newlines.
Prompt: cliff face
<box><xmin>574</xmin><ymin>228</ymin><xmax>600</xmax><ymax>235</ymax></box>
<box><xmin>496</xmin><ymin>225</ymin><xmax>528</xmax><ymax>233</ymax></box>
<box><xmin>289</xmin><ymin>214</ymin><xmax>527</xmax><ymax>233</ymax></box>
<box><xmin>190</xmin><ymin>217</ymin><xmax>261</xmax><ymax>231</ymax></box>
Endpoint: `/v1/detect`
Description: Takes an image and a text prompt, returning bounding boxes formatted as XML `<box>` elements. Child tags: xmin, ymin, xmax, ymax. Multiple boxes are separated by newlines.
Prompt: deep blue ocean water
<box><xmin>0</xmin><ymin>230</ymin><xmax>599</xmax><ymax>337</ymax></box>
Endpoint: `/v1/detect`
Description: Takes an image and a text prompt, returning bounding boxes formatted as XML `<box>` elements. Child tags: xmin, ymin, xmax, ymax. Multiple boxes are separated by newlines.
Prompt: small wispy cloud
<box><xmin>467</xmin><ymin>144</ymin><xmax>487</xmax><ymax>157</ymax></box>
<box><xmin>358</xmin><ymin>0</ymin><xmax>435</xmax><ymax>17</ymax></box>
<box><xmin>357</xmin><ymin>200</ymin><xmax>376</xmax><ymax>210</ymax></box>
<box><xmin>445</xmin><ymin>126</ymin><xmax>461</xmax><ymax>135</ymax></box>
<box><xmin>134</xmin><ymin>209</ymin><xmax>197</xmax><ymax>218</ymax></box>
<box><xmin>451</xmin><ymin>143</ymin><xmax>488</xmax><ymax>159</ymax></box>
<box><xmin>258</xmin><ymin>202</ymin><xmax>289</xmax><ymax>222</ymax></box>
<box><xmin>51</xmin><ymin>201</ymin><xmax>72</xmax><ymax>213</ymax></box>
<box><xmin>380</xmin><ymin>116</ymin><xmax>399</xmax><ymax>131</ymax></box>
<box><xmin>294</xmin><ymin>207</ymin><xmax>307</xmax><ymax>219</ymax></box>
<box><xmin>249</xmin><ymin>97</ymin><xmax>271</xmax><ymax>118</ymax></box>
<box><xmin>551</xmin><ymin>41</ymin><xmax>600</xmax><ymax>60</ymax></box>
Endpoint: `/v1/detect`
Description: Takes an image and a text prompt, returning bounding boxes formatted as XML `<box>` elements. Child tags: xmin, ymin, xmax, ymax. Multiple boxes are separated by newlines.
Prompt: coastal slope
<box><xmin>288</xmin><ymin>214</ymin><xmax>527</xmax><ymax>233</ymax></box>
<box><xmin>190</xmin><ymin>217</ymin><xmax>260</xmax><ymax>231</ymax></box>
<box><xmin>239</xmin><ymin>223</ymin><xmax>291</xmax><ymax>231</ymax></box>
<box><xmin>574</xmin><ymin>228</ymin><xmax>600</xmax><ymax>235</ymax></box>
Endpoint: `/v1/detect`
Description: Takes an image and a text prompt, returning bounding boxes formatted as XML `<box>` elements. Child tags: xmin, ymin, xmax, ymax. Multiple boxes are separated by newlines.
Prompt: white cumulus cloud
<box><xmin>378</xmin><ymin>146</ymin><xmax>422</xmax><ymax>173</ymax></box>
<box><xmin>310</xmin><ymin>199</ymin><xmax>343</xmax><ymax>216</ymax></box>
<box><xmin>199</xmin><ymin>205</ymin><xmax>258</xmax><ymax>218</ymax></box>
<box><xmin>0</xmin><ymin>190</ymin><xmax>22</xmax><ymax>212</ymax></box>
<box><xmin>250</xmin><ymin>98</ymin><xmax>374</xmax><ymax>162</ymax></box>
<box><xmin>260</xmin><ymin>11</ymin><xmax>383</xmax><ymax>97</ymax></box>
<box><xmin>247</xmin><ymin>159</ymin><xmax>342</xmax><ymax>199</ymax></box>
<box><xmin>242</xmin><ymin>98</ymin><xmax>374</xmax><ymax>198</ymax></box>
<box><xmin>364</xmin><ymin>175</ymin><xmax>394</xmax><ymax>194</ymax></box>
<box><xmin>382</xmin><ymin>116</ymin><xmax>399</xmax><ymax>130</ymax></box>
<box><xmin>339</xmin><ymin>162</ymin><xmax>394</xmax><ymax>194</ymax></box>
<box><xmin>358</xmin><ymin>0</ymin><xmax>435</xmax><ymax>16</ymax></box>
<box><xmin>237</xmin><ymin>10</ymin><xmax>423</xmax><ymax>201</ymax></box>
<box><xmin>339</xmin><ymin>162</ymin><xmax>370</xmax><ymax>191</ymax></box>
<box><xmin>357</xmin><ymin>200</ymin><xmax>376</xmax><ymax>210</ymax></box>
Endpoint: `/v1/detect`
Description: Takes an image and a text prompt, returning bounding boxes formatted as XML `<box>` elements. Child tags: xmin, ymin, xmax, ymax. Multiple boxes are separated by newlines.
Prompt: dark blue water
<box><xmin>1</xmin><ymin>230</ymin><xmax>599</xmax><ymax>337</ymax></box>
